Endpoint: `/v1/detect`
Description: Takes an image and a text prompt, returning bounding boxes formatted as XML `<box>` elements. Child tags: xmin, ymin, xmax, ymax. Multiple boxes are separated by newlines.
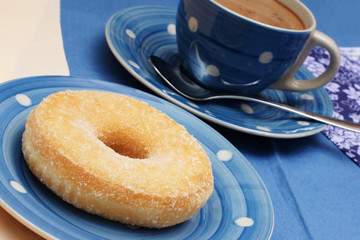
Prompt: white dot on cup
<box><xmin>259</xmin><ymin>51</ymin><xmax>274</xmax><ymax>64</ymax></box>
<box><xmin>188</xmin><ymin>17</ymin><xmax>198</xmax><ymax>32</ymax></box>
<box><xmin>206</xmin><ymin>65</ymin><xmax>220</xmax><ymax>77</ymax></box>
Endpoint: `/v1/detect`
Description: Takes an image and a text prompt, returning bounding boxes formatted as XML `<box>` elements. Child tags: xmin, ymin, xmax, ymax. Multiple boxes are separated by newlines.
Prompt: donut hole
<box><xmin>98</xmin><ymin>132</ymin><xmax>150</xmax><ymax>159</ymax></box>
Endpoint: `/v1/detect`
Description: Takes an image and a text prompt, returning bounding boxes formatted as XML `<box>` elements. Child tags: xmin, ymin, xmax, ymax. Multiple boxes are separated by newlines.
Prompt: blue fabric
<box><xmin>301</xmin><ymin>0</ymin><xmax>360</xmax><ymax>47</ymax></box>
<box><xmin>304</xmin><ymin>47</ymin><xmax>360</xmax><ymax>166</ymax></box>
<box><xmin>60</xmin><ymin>1</ymin><xmax>360</xmax><ymax>239</ymax></box>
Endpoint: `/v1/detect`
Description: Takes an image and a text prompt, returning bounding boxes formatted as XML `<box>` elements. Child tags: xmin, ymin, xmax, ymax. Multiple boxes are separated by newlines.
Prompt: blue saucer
<box><xmin>0</xmin><ymin>76</ymin><xmax>273</xmax><ymax>239</ymax></box>
<box><xmin>106</xmin><ymin>6</ymin><xmax>333</xmax><ymax>138</ymax></box>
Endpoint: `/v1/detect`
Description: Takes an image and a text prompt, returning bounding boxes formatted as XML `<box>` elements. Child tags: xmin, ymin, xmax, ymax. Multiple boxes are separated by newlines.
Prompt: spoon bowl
<box><xmin>149</xmin><ymin>56</ymin><xmax>360</xmax><ymax>133</ymax></box>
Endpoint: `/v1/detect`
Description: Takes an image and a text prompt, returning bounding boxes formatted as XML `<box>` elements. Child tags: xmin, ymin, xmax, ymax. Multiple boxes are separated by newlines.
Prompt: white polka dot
<box><xmin>300</xmin><ymin>94</ymin><xmax>314</xmax><ymax>100</ymax></box>
<box><xmin>235</xmin><ymin>217</ymin><xmax>254</xmax><ymax>227</ymax></box>
<box><xmin>241</xmin><ymin>103</ymin><xmax>254</xmax><ymax>114</ymax></box>
<box><xmin>167</xmin><ymin>24</ymin><xmax>176</xmax><ymax>35</ymax></box>
<box><xmin>259</xmin><ymin>51</ymin><xmax>274</xmax><ymax>64</ymax></box>
<box><xmin>126</xmin><ymin>29</ymin><xmax>136</xmax><ymax>39</ymax></box>
<box><xmin>298</xmin><ymin>121</ymin><xmax>310</xmax><ymax>126</ymax></box>
<box><xmin>188</xmin><ymin>17</ymin><xmax>198</xmax><ymax>32</ymax></box>
<box><xmin>217</xmin><ymin>150</ymin><xmax>233</xmax><ymax>161</ymax></box>
<box><xmin>15</xmin><ymin>94</ymin><xmax>31</xmax><ymax>106</ymax></box>
<box><xmin>256</xmin><ymin>126</ymin><xmax>271</xmax><ymax>132</ymax></box>
<box><xmin>206</xmin><ymin>65</ymin><xmax>220</xmax><ymax>77</ymax></box>
<box><xmin>128</xmin><ymin>60</ymin><xmax>140</xmax><ymax>69</ymax></box>
<box><xmin>10</xmin><ymin>181</ymin><xmax>26</xmax><ymax>194</ymax></box>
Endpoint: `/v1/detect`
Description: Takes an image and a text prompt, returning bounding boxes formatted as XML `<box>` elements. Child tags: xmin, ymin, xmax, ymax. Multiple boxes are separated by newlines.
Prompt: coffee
<box><xmin>214</xmin><ymin>0</ymin><xmax>305</xmax><ymax>30</ymax></box>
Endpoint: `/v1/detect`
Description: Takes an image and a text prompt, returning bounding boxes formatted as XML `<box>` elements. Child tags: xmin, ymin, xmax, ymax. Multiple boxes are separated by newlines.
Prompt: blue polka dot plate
<box><xmin>105</xmin><ymin>6</ymin><xmax>333</xmax><ymax>138</ymax></box>
<box><xmin>0</xmin><ymin>76</ymin><xmax>273</xmax><ymax>239</ymax></box>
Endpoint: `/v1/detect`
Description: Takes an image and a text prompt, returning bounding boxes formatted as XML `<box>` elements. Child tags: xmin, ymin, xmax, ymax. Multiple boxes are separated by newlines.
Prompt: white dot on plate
<box><xmin>167</xmin><ymin>24</ymin><xmax>176</xmax><ymax>35</ymax></box>
<box><xmin>188</xmin><ymin>17</ymin><xmax>198</xmax><ymax>32</ymax></box>
<box><xmin>259</xmin><ymin>51</ymin><xmax>274</xmax><ymax>64</ymax></box>
<box><xmin>300</xmin><ymin>94</ymin><xmax>314</xmax><ymax>100</ymax></box>
<box><xmin>126</xmin><ymin>29</ymin><xmax>136</xmax><ymax>39</ymax></box>
<box><xmin>10</xmin><ymin>181</ymin><xmax>27</xmax><ymax>194</ymax></box>
<box><xmin>128</xmin><ymin>60</ymin><xmax>140</xmax><ymax>69</ymax></box>
<box><xmin>256</xmin><ymin>126</ymin><xmax>271</xmax><ymax>132</ymax></box>
<box><xmin>297</xmin><ymin>121</ymin><xmax>310</xmax><ymax>126</ymax></box>
<box><xmin>15</xmin><ymin>94</ymin><xmax>32</xmax><ymax>106</ymax></box>
<box><xmin>206</xmin><ymin>65</ymin><xmax>220</xmax><ymax>77</ymax></box>
<box><xmin>217</xmin><ymin>150</ymin><xmax>233</xmax><ymax>161</ymax></box>
<box><xmin>241</xmin><ymin>103</ymin><xmax>254</xmax><ymax>114</ymax></box>
<box><xmin>235</xmin><ymin>217</ymin><xmax>254</xmax><ymax>227</ymax></box>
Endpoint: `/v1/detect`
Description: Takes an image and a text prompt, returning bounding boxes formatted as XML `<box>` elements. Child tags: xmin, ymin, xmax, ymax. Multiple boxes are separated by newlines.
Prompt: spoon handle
<box><xmin>149</xmin><ymin>56</ymin><xmax>360</xmax><ymax>133</ymax></box>
<box><xmin>220</xmin><ymin>95</ymin><xmax>360</xmax><ymax>133</ymax></box>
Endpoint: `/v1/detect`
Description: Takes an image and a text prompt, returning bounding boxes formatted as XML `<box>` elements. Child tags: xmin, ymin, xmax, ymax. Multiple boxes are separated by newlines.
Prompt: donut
<box><xmin>21</xmin><ymin>90</ymin><xmax>214</xmax><ymax>228</ymax></box>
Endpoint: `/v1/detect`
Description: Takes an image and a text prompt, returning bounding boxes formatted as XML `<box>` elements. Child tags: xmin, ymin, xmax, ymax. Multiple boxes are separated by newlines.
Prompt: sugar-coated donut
<box><xmin>22</xmin><ymin>90</ymin><xmax>213</xmax><ymax>228</ymax></box>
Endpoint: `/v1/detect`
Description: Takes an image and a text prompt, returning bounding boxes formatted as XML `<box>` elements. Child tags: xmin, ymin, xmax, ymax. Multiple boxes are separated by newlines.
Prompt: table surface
<box><xmin>1</xmin><ymin>0</ymin><xmax>359</xmax><ymax>239</ymax></box>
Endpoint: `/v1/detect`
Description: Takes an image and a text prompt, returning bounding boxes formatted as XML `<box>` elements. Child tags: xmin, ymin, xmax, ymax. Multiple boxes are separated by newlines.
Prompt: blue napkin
<box><xmin>305</xmin><ymin>47</ymin><xmax>360</xmax><ymax>166</ymax></box>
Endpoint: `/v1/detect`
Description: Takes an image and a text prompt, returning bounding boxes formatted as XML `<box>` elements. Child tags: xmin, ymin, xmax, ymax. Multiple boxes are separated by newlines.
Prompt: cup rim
<box><xmin>208</xmin><ymin>0</ymin><xmax>316</xmax><ymax>33</ymax></box>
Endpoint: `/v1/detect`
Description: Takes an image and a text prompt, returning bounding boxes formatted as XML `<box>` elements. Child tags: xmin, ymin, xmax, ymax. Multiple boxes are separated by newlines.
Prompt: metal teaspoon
<box><xmin>149</xmin><ymin>56</ymin><xmax>360</xmax><ymax>133</ymax></box>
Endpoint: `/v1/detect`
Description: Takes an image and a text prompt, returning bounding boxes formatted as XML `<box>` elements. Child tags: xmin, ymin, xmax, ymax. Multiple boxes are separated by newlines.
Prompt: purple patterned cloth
<box><xmin>304</xmin><ymin>47</ymin><xmax>360</xmax><ymax>166</ymax></box>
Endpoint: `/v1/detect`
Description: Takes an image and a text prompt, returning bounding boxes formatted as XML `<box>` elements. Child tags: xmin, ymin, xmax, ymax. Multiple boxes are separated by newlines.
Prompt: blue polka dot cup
<box><xmin>176</xmin><ymin>0</ymin><xmax>341</xmax><ymax>96</ymax></box>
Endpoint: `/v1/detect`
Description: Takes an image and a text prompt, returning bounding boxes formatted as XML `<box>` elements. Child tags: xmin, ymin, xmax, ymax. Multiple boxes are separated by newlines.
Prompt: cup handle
<box><xmin>270</xmin><ymin>30</ymin><xmax>341</xmax><ymax>92</ymax></box>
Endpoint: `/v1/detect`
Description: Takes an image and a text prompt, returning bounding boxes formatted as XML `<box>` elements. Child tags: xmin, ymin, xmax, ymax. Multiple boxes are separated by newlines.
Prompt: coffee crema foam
<box><xmin>214</xmin><ymin>0</ymin><xmax>305</xmax><ymax>30</ymax></box>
